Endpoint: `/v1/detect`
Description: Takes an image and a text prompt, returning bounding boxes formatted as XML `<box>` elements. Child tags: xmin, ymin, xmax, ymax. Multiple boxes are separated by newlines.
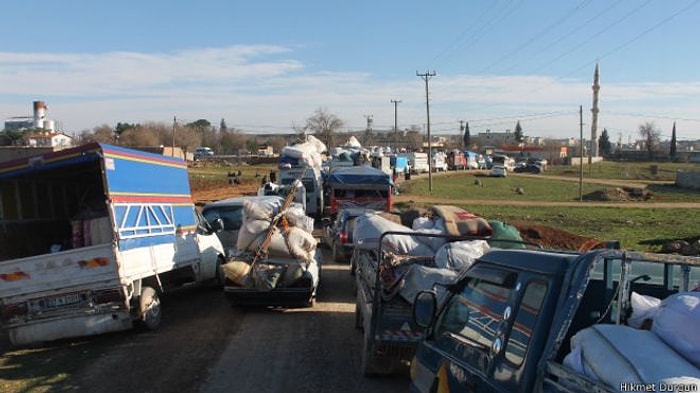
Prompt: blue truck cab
<box><xmin>409</xmin><ymin>249</ymin><xmax>700</xmax><ymax>393</ymax></box>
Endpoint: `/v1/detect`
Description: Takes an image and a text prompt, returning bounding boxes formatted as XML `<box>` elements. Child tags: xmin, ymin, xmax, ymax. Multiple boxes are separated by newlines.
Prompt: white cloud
<box><xmin>1</xmin><ymin>46</ymin><xmax>699</xmax><ymax>140</ymax></box>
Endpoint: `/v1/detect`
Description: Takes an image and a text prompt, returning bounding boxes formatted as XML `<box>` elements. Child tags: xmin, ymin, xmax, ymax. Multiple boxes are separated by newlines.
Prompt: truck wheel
<box><xmin>138</xmin><ymin>286</ymin><xmax>161</xmax><ymax>330</ymax></box>
<box><xmin>354</xmin><ymin>300</ymin><xmax>363</xmax><ymax>331</ymax></box>
<box><xmin>361</xmin><ymin>336</ymin><xmax>376</xmax><ymax>377</ymax></box>
<box><xmin>210</xmin><ymin>257</ymin><xmax>226</xmax><ymax>289</ymax></box>
<box><xmin>332</xmin><ymin>242</ymin><xmax>342</xmax><ymax>263</ymax></box>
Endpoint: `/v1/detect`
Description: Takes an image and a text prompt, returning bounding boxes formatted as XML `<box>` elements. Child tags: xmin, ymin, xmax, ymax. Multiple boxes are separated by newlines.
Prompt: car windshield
<box><xmin>202</xmin><ymin>206</ymin><xmax>244</xmax><ymax>230</ymax></box>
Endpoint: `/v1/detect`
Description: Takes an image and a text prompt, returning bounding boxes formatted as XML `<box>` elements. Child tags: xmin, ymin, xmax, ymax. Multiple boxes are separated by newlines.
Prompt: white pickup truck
<box><xmin>0</xmin><ymin>142</ymin><xmax>226</xmax><ymax>346</ymax></box>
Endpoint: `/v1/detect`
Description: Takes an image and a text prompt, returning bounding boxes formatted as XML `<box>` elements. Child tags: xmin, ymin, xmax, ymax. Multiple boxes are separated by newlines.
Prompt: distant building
<box><xmin>24</xmin><ymin>132</ymin><xmax>73</xmax><ymax>149</ymax></box>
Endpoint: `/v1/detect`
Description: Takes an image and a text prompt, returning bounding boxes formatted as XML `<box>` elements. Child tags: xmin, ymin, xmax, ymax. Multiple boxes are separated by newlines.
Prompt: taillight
<box><xmin>1</xmin><ymin>302</ymin><xmax>28</xmax><ymax>320</ymax></box>
<box><xmin>339</xmin><ymin>231</ymin><xmax>349</xmax><ymax>244</ymax></box>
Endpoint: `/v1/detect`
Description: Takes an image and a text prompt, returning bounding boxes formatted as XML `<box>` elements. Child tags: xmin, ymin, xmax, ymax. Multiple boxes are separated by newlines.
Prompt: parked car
<box><xmin>489</xmin><ymin>165</ymin><xmax>507</xmax><ymax>177</ymax></box>
<box><xmin>323</xmin><ymin>208</ymin><xmax>377</xmax><ymax>262</ymax></box>
<box><xmin>194</xmin><ymin>146</ymin><xmax>214</xmax><ymax>160</ymax></box>
<box><xmin>514</xmin><ymin>163</ymin><xmax>543</xmax><ymax>174</ymax></box>
<box><xmin>202</xmin><ymin>195</ymin><xmax>287</xmax><ymax>256</ymax></box>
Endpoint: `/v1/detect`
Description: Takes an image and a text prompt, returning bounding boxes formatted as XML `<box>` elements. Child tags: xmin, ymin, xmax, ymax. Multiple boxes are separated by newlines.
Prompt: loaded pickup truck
<box><xmin>0</xmin><ymin>143</ymin><xmax>226</xmax><ymax>346</ymax></box>
<box><xmin>410</xmin><ymin>248</ymin><xmax>700</xmax><ymax>393</ymax></box>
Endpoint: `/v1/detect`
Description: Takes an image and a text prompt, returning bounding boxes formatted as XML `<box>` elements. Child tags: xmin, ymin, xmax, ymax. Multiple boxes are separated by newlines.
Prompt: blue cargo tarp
<box><xmin>327</xmin><ymin>165</ymin><xmax>393</xmax><ymax>186</ymax></box>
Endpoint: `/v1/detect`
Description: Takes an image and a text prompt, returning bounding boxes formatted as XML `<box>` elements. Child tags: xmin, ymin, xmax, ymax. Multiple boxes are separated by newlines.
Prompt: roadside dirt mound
<box><xmin>583</xmin><ymin>186</ymin><xmax>653</xmax><ymax>202</ymax></box>
<box><xmin>509</xmin><ymin>221</ymin><xmax>597</xmax><ymax>251</ymax></box>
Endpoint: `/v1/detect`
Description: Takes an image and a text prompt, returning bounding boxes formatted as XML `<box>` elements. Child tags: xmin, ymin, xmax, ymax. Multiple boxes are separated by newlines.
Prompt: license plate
<box><xmin>40</xmin><ymin>293</ymin><xmax>84</xmax><ymax>309</ymax></box>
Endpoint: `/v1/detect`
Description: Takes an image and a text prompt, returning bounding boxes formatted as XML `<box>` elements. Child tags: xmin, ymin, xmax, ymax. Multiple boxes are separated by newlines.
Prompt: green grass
<box><xmin>398</xmin><ymin>169</ymin><xmax>700</xmax><ymax>251</ymax></box>
<box><xmin>546</xmin><ymin>160</ymin><xmax>700</xmax><ymax>182</ymax></box>
<box><xmin>400</xmin><ymin>171</ymin><xmax>700</xmax><ymax>203</ymax></box>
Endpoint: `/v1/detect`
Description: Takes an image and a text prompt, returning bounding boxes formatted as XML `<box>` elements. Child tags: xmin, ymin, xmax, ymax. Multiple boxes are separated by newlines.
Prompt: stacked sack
<box><xmin>223</xmin><ymin>196</ymin><xmax>319</xmax><ymax>291</ymax></box>
<box><xmin>563</xmin><ymin>292</ymin><xmax>700</xmax><ymax>391</ymax></box>
<box><xmin>352</xmin><ymin>208</ymin><xmax>493</xmax><ymax>304</ymax></box>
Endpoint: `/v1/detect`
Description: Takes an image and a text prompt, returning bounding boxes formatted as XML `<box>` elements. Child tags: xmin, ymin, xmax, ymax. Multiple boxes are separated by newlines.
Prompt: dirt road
<box><xmin>0</xmin><ymin>252</ymin><xmax>408</xmax><ymax>393</ymax></box>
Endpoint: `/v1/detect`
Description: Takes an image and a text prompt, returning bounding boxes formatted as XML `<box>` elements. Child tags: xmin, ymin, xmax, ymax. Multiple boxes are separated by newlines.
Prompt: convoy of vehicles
<box><xmin>4</xmin><ymin>140</ymin><xmax>694</xmax><ymax>393</ymax></box>
<box><xmin>0</xmin><ymin>143</ymin><xmax>226</xmax><ymax>346</ymax></box>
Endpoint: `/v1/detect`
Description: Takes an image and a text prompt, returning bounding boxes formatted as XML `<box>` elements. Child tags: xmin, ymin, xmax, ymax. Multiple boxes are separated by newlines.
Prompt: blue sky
<box><xmin>1</xmin><ymin>0</ymin><xmax>700</xmax><ymax>142</ymax></box>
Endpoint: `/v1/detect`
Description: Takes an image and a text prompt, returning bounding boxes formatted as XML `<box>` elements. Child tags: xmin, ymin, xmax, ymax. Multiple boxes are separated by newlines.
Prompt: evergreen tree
<box><xmin>514</xmin><ymin>121</ymin><xmax>524</xmax><ymax>143</ymax></box>
<box><xmin>462</xmin><ymin>122</ymin><xmax>470</xmax><ymax>148</ymax></box>
<box><xmin>598</xmin><ymin>128</ymin><xmax>612</xmax><ymax>156</ymax></box>
<box><xmin>670</xmin><ymin>122</ymin><xmax>677</xmax><ymax>159</ymax></box>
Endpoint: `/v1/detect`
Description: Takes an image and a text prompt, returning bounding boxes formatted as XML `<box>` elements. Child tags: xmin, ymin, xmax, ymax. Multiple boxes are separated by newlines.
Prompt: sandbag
<box><xmin>353</xmin><ymin>214</ymin><xmax>434</xmax><ymax>255</ymax></box>
<box><xmin>563</xmin><ymin>324</ymin><xmax>700</xmax><ymax>390</ymax></box>
<box><xmin>412</xmin><ymin>217</ymin><xmax>447</xmax><ymax>251</ymax></box>
<box><xmin>652</xmin><ymin>292</ymin><xmax>700</xmax><ymax>368</ymax></box>
<box><xmin>245</xmin><ymin>226</ymin><xmax>317</xmax><ymax>261</ymax></box>
<box><xmin>435</xmin><ymin>240</ymin><xmax>489</xmax><ymax>271</ymax></box>
<box><xmin>222</xmin><ymin>260</ymin><xmax>252</xmax><ymax>286</ymax></box>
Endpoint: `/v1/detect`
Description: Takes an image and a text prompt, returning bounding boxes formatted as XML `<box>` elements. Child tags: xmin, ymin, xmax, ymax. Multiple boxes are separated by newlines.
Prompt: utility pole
<box><xmin>417</xmin><ymin>70</ymin><xmax>436</xmax><ymax>194</ymax></box>
<box><xmin>391</xmin><ymin>99</ymin><xmax>401</xmax><ymax>153</ymax></box>
<box><xmin>579</xmin><ymin>106</ymin><xmax>584</xmax><ymax>202</ymax></box>
<box><xmin>172</xmin><ymin>116</ymin><xmax>177</xmax><ymax>158</ymax></box>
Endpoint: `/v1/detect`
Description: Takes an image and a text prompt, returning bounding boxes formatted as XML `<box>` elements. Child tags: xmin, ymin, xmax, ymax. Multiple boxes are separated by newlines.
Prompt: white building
<box><xmin>25</xmin><ymin>132</ymin><xmax>73</xmax><ymax>148</ymax></box>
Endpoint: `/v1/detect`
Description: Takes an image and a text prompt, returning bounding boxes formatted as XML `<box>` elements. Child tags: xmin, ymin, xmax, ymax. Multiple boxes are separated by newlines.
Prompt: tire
<box><xmin>210</xmin><ymin>257</ymin><xmax>226</xmax><ymax>289</ymax></box>
<box><xmin>361</xmin><ymin>334</ymin><xmax>376</xmax><ymax>377</ymax></box>
<box><xmin>138</xmin><ymin>286</ymin><xmax>161</xmax><ymax>330</ymax></box>
<box><xmin>332</xmin><ymin>242</ymin><xmax>342</xmax><ymax>263</ymax></box>
<box><xmin>354</xmin><ymin>298</ymin><xmax>363</xmax><ymax>331</ymax></box>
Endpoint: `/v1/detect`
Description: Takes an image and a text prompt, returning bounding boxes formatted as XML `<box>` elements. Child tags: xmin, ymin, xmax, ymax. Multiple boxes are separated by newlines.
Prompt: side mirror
<box><xmin>209</xmin><ymin>218</ymin><xmax>224</xmax><ymax>232</ymax></box>
<box><xmin>413</xmin><ymin>290</ymin><xmax>437</xmax><ymax>328</ymax></box>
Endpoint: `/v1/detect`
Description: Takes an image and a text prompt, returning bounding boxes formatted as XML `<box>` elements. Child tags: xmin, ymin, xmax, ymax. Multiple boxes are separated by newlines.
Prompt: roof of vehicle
<box><xmin>327</xmin><ymin>165</ymin><xmax>393</xmax><ymax>186</ymax></box>
<box><xmin>478</xmin><ymin>249</ymin><xmax>580</xmax><ymax>275</ymax></box>
<box><xmin>202</xmin><ymin>195</ymin><xmax>284</xmax><ymax>209</ymax></box>
<box><xmin>338</xmin><ymin>207</ymin><xmax>378</xmax><ymax>218</ymax></box>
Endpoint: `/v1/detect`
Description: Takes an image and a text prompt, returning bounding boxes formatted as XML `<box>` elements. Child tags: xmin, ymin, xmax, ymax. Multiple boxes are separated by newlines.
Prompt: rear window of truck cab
<box><xmin>433</xmin><ymin>265</ymin><xmax>547</xmax><ymax>368</ymax></box>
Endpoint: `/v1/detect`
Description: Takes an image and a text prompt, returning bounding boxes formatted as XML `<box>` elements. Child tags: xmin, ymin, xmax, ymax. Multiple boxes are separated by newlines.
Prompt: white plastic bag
<box><xmin>652</xmin><ymin>292</ymin><xmax>700</xmax><ymax>368</ymax></box>
<box><xmin>628</xmin><ymin>292</ymin><xmax>661</xmax><ymax>329</ymax></box>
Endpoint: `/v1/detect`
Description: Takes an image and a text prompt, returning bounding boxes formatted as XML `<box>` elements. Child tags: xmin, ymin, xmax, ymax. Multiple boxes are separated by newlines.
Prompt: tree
<box><xmin>219</xmin><ymin>118</ymin><xmax>228</xmax><ymax>133</ymax></box>
<box><xmin>82</xmin><ymin>124</ymin><xmax>117</xmax><ymax>144</ymax></box>
<box><xmin>670</xmin><ymin>122</ymin><xmax>677</xmax><ymax>160</ymax></box>
<box><xmin>462</xmin><ymin>122</ymin><xmax>471</xmax><ymax>148</ymax></box>
<box><xmin>638</xmin><ymin>121</ymin><xmax>661</xmax><ymax>161</ymax></box>
<box><xmin>598</xmin><ymin>128</ymin><xmax>612</xmax><ymax>156</ymax></box>
<box><xmin>404</xmin><ymin>125</ymin><xmax>424</xmax><ymax>151</ymax></box>
<box><xmin>514</xmin><ymin>121</ymin><xmax>524</xmax><ymax>143</ymax></box>
<box><xmin>305</xmin><ymin>107</ymin><xmax>344</xmax><ymax>150</ymax></box>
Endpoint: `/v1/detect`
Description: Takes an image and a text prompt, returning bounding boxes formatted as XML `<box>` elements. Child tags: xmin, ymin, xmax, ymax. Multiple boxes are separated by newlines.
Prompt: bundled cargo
<box><xmin>353</xmin><ymin>205</ymin><xmax>495</xmax><ymax>376</ymax></box>
<box><xmin>221</xmin><ymin>192</ymin><xmax>320</xmax><ymax>307</ymax></box>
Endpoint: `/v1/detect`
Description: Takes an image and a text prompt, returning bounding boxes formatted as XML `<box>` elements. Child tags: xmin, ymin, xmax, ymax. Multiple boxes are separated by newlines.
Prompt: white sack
<box><xmin>236</xmin><ymin>219</ymin><xmax>269</xmax><ymax>251</ymax></box>
<box><xmin>628</xmin><ymin>292</ymin><xmax>661</xmax><ymax>329</ymax></box>
<box><xmin>243</xmin><ymin>198</ymin><xmax>281</xmax><ymax>221</ymax></box>
<box><xmin>353</xmin><ymin>214</ymin><xmax>434</xmax><ymax>255</ymax></box>
<box><xmin>563</xmin><ymin>324</ymin><xmax>700</xmax><ymax>390</ymax></box>
<box><xmin>245</xmin><ymin>226</ymin><xmax>317</xmax><ymax>261</ymax></box>
<box><xmin>652</xmin><ymin>292</ymin><xmax>700</xmax><ymax>368</ymax></box>
<box><xmin>399</xmin><ymin>265</ymin><xmax>458</xmax><ymax>304</ymax></box>
<box><xmin>435</xmin><ymin>240</ymin><xmax>490</xmax><ymax>271</ymax></box>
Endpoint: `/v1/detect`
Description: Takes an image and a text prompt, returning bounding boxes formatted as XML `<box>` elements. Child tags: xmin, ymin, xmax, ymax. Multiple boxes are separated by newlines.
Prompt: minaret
<box><xmin>590</xmin><ymin>63</ymin><xmax>600</xmax><ymax>158</ymax></box>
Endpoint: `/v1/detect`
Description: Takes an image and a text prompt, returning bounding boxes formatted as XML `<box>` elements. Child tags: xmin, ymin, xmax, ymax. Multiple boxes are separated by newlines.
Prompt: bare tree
<box><xmin>638</xmin><ymin>121</ymin><xmax>661</xmax><ymax>161</ymax></box>
<box><xmin>405</xmin><ymin>125</ymin><xmax>424</xmax><ymax>151</ymax></box>
<box><xmin>305</xmin><ymin>107</ymin><xmax>344</xmax><ymax>150</ymax></box>
<box><xmin>82</xmin><ymin>124</ymin><xmax>117</xmax><ymax>144</ymax></box>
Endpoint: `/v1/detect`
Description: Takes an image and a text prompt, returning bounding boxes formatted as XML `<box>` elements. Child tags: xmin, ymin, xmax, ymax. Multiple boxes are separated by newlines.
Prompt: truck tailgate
<box><xmin>0</xmin><ymin>243</ymin><xmax>119</xmax><ymax>301</ymax></box>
